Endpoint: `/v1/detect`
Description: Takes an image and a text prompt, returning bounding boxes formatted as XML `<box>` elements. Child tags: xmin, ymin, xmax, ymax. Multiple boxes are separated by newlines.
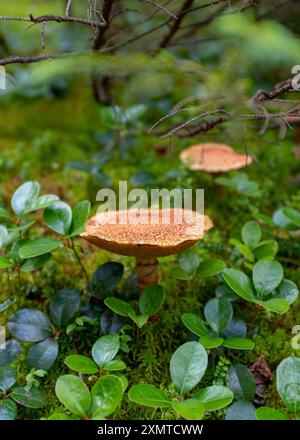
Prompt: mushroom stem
<box><xmin>136</xmin><ymin>256</ymin><xmax>158</xmax><ymax>292</ymax></box>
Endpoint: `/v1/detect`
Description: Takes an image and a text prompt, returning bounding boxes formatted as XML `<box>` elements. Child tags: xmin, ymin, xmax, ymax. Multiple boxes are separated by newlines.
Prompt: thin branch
<box><xmin>93</xmin><ymin>0</ymin><xmax>114</xmax><ymax>50</ymax></box>
<box><xmin>65</xmin><ymin>0</ymin><xmax>73</xmax><ymax>16</ymax></box>
<box><xmin>0</xmin><ymin>14</ymin><xmax>105</xmax><ymax>27</ymax></box>
<box><xmin>0</xmin><ymin>54</ymin><xmax>53</xmax><ymax>66</ymax></box>
<box><xmin>159</xmin><ymin>0</ymin><xmax>194</xmax><ymax>48</ymax></box>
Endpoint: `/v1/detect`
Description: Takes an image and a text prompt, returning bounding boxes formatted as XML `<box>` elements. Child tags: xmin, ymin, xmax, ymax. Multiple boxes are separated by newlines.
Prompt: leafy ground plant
<box><xmin>182</xmin><ymin>297</ymin><xmax>255</xmax><ymax>350</ymax></box>
<box><xmin>128</xmin><ymin>341</ymin><xmax>233</xmax><ymax>420</ymax></box>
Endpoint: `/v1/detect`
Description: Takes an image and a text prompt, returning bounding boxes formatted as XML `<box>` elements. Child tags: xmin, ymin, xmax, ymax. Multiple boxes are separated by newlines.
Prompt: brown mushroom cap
<box><xmin>81</xmin><ymin>208</ymin><xmax>213</xmax><ymax>258</ymax></box>
<box><xmin>179</xmin><ymin>143</ymin><xmax>252</xmax><ymax>172</ymax></box>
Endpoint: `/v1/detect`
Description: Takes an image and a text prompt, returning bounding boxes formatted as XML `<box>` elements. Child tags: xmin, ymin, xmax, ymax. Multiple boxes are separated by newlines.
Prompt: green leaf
<box><xmin>277</xmin><ymin>279</ymin><xmax>299</xmax><ymax>305</ymax></box>
<box><xmin>226</xmin><ymin>401</ymin><xmax>256</xmax><ymax>420</ymax></box>
<box><xmin>241</xmin><ymin>221</ymin><xmax>261</xmax><ymax>248</ymax></box>
<box><xmin>194</xmin><ymin>386</ymin><xmax>234</xmax><ymax>411</ymax></box>
<box><xmin>55</xmin><ymin>375</ymin><xmax>91</xmax><ymax>417</ymax></box>
<box><xmin>19</xmin><ymin>238</ymin><xmax>62</xmax><ymax>259</ymax></box>
<box><xmin>0</xmin><ymin>256</ymin><xmax>14</xmax><ymax>270</ymax></box>
<box><xmin>172</xmin><ymin>399</ymin><xmax>205</xmax><ymax>420</ymax></box>
<box><xmin>170</xmin><ymin>342</ymin><xmax>208</xmax><ymax>395</ymax></box>
<box><xmin>104</xmin><ymin>297</ymin><xmax>135</xmax><ymax>317</ymax></box>
<box><xmin>199</xmin><ymin>336</ymin><xmax>224</xmax><ymax>349</ymax></box>
<box><xmin>252</xmin><ymin>260</ymin><xmax>283</xmax><ymax>298</ymax></box>
<box><xmin>282</xmin><ymin>207</ymin><xmax>300</xmax><ymax>228</ymax></box>
<box><xmin>49</xmin><ymin>288</ymin><xmax>81</xmax><ymax>327</ymax></box>
<box><xmin>0</xmin><ymin>367</ymin><xmax>16</xmax><ymax>391</ymax></box>
<box><xmin>20</xmin><ymin>253</ymin><xmax>51</xmax><ymax>272</ymax></box>
<box><xmin>92</xmin><ymin>262</ymin><xmax>124</xmax><ymax>295</ymax></box>
<box><xmin>11</xmin><ymin>181</ymin><xmax>40</xmax><ymax>216</ymax></box>
<box><xmin>178</xmin><ymin>249</ymin><xmax>200</xmax><ymax>274</ymax></box>
<box><xmin>128</xmin><ymin>384</ymin><xmax>171</xmax><ymax>408</ymax></box>
<box><xmin>0</xmin><ymin>225</ymin><xmax>9</xmax><ymax>248</ymax></box>
<box><xmin>0</xmin><ymin>340</ymin><xmax>23</xmax><ymax>367</ymax></box>
<box><xmin>48</xmin><ymin>412</ymin><xmax>74</xmax><ymax>420</ymax></box>
<box><xmin>256</xmin><ymin>298</ymin><xmax>289</xmax><ymax>314</ymax></box>
<box><xmin>64</xmin><ymin>355</ymin><xmax>98</xmax><ymax>374</ymax></box>
<box><xmin>170</xmin><ymin>267</ymin><xmax>193</xmax><ymax>280</ymax></box>
<box><xmin>227</xmin><ymin>364</ymin><xmax>256</xmax><ymax>401</ymax></box>
<box><xmin>204</xmin><ymin>298</ymin><xmax>233</xmax><ymax>335</ymax></box>
<box><xmin>128</xmin><ymin>312</ymin><xmax>149</xmax><ymax>328</ymax></box>
<box><xmin>0</xmin><ymin>207</ymin><xmax>11</xmax><ymax>220</ymax></box>
<box><xmin>229</xmin><ymin>239</ymin><xmax>254</xmax><ymax>261</ymax></box>
<box><xmin>69</xmin><ymin>201</ymin><xmax>91</xmax><ymax>237</ymax></box>
<box><xmin>181</xmin><ymin>313</ymin><xmax>211</xmax><ymax>337</ymax></box>
<box><xmin>255</xmin><ymin>407</ymin><xmax>289</xmax><ymax>420</ymax></box>
<box><xmin>0</xmin><ymin>296</ymin><xmax>16</xmax><ymax>313</ymax></box>
<box><xmin>253</xmin><ymin>240</ymin><xmax>278</xmax><ymax>260</ymax></box>
<box><xmin>90</xmin><ymin>375</ymin><xmax>123</xmax><ymax>418</ymax></box>
<box><xmin>92</xmin><ymin>335</ymin><xmax>120</xmax><ymax>368</ymax></box>
<box><xmin>24</xmin><ymin>194</ymin><xmax>59</xmax><ymax>213</ymax></box>
<box><xmin>8</xmin><ymin>309</ymin><xmax>52</xmax><ymax>342</ymax></box>
<box><xmin>0</xmin><ymin>399</ymin><xmax>17</xmax><ymax>420</ymax></box>
<box><xmin>10</xmin><ymin>386</ymin><xmax>46</xmax><ymax>409</ymax></box>
<box><xmin>223</xmin><ymin>337</ymin><xmax>254</xmax><ymax>350</ymax></box>
<box><xmin>198</xmin><ymin>259</ymin><xmax>227</xmax><ymax>278</ymax></box>
<box><xmin>139</xmin><ymin>284</ymin><xmax>164</xmax><ymax>316</ymax></box>
<box><xmin>222</xmin><ymin>268</ymin><xmax>255</xmax><ymax>302</ymax></box>
<box><xmin>277</xmin><ymin>356</ymin><xmax>300</xmax><ymax>413</ymax></box>
<box><xmin>44</xmin><ymin>201</ymin><xmax>72</xmax><ymax>235</ymax></box>
<box><xmin>27</xmin><ymin>338</ymin><xmax>59</xmax><ymax>370</ymax></box>
<box><xmin>103</xmin><ymin>359</ymin><xmax>126</xmax><ymax>371</ymax></box>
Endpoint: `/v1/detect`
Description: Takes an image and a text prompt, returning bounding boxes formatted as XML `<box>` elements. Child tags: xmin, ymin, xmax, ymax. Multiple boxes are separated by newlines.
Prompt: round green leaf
<box><xmin>277</xmin><ymin>356</ymin><xmax>300</xmax><ymax>413</ymax></box>
<box><xmin>172</xmin><ymin>399</ymin><xmax>205</xmax><ymax>420</ymax></box>
<box><xmin>255</xmin><ymin>406</ymin><xmax>289</xmax><ymax>420</ymax></box>
<box><xmin>198</xmin><ymin>259</ymin><xmax>227</xmax><ymax>278</ymax></box>
<box><xmin>170</xmin><ymin>342</ymin><xmax>208</xmax><ymax>395</ymax></box>
<box><xmin>241</xmin><ymin>221</ymin><xmax>261</xmax><ymax>248</ymax></box>
<box><xmin>226</xmin><ymin>400</ymin><xmax>256</xmax><ymax>420</ymax></box>
<box><xmin>104</xmin><ymin>297</ymin><xmax>135</xmax><ymax>317</ymax></box>
<box><xmin>8</xmin><ymin>309</ymin><xmax>52</xmax><ymax>342</ymax></box>
<box><xmin>49</xmin><ymin>288</ymin><xmax>81</xmax><ymax>327</ymax></box>
<box><xmin>204</xmin><ymin>298</ymin><xmax>233</xmax><ymax>335</ymax></box>
<box><xmin>11</xmin><ymin>386</ymin><xmax>46</xmax><ymax>409</ymax></box>
<box><xmin>0</xmin><ymin>399</ymin><xmax>17</xmax><ymax>420</ymax></box>
<box><xmin>181</xmin><ymin>313</ymin><xmax>211</xmax><ymax>337</ymax></box>
<box><xmin>27</xmin><ymin>338</ymin><xmax>59</xmax><ymax>370</ymax></box>
<box><xmin>139</xmin><ymin>284</ymin><xmax>164</xmax><ymax>316</ymax></box>
<box><xmin>90</xmin><ymin>375</ymin><xmax>123</xmax><ymax>418</ymax></box>
<box><xmin>92</xmin><ymin>335</ymin><xmax>120</xmax><ymax>368</ymax></box>
<box><xmin>69</xmin><ymin>201</ymin><xmax>91</xmax><ymax>237</ymax></box>
<box><xmin>128</xmin><ymin>384</ymin><xmax>171</xmax><ymax>408</ymax></box>
<box><xmin>222</xmin><ymin>269</ymin><xmax>255</xmax><ymax>302</ymax></box>
<box><xmin>277</xmin><ymin>279</ymin><xmax>299</xmax><ymax>305</ymax></box>
<box><xmin>282</xmin><ymin>207</ymin><xmax>300</xmax><ymax>228</ymax></box>
<box><xmin>11</xmin><ymin>181</ymin><xmax>40</xmax><ymax>216</ymax></box>
<box><xmin>0</xmin><ymin>340</ymin><xmax>23</xmax><ymax>367</ymax></box>
<box><xmin>19</xmin><ymin>238</ymin><xmax>62</xmax><ymax>259</ymax></box>
<box><xmin>256</xmin><ymin>298</ymin><xmax>289</xmax><ymax>314</ymax></box>
<box><xmin>178</xmin><ymin>249</ymin><xmax>200</xmax><ymax>274</ymax></box>
<box><xmin>92</xmin><ymin>262</ymin><xmax>124</xmax><ymax>295</ymax></box>
<box><xmin>253</xmin><ymin>240</ymin><xmax>278</xmax><ymax>260</ymax></box>
<box><xmin>44</xmin><ymin>201</ymin><xmax>72</xmax><ymax>235</ymax></box>
<box><xmin>103</xmin><ymin>359</ymin><xmax>126</xmax><ymax>371</ymax></box>
<box><xmin>253</xmin><ymin>260</ymin><xmax>283</xmax><ymax>298</ymax></box>
<box><xmin>64</xmin><ymin>355</ymin><xmax>98</xmax><ymax>374</ymax></box>
<box><xmin>194</xmin><ymin>385</ymin><xmax>234</xmax><ymax>411</ymax></box>
<box><xmin>20</xmin><ymin>253</ymin><xmax>51</xmax><ymax>272</ymax></box>
<box><xmin>223</xmin><ymin>337</ymin><xmax>254</xmax><ymax>350</ymax></box>
<box><xmin>25</xmin><ymin>194</ymin><xmax>59</xmax><ymax>213</ymax></box>
<box><xmin>227</xmin><ymin>364</ymin><xmax>256</xmax><ymax>401</ymax></box>
<box><xmin>55</xmin><ymin>375</ymin><xmax>91</xmax><ymax>417</ymax></box>
<box><xmin>0</xmin><ymin>225</ymin><xmax>9</xmax><ymax>248</ymax></box>
<box><xmin>199</xmin><ymin>336</ymin><xmax>224</xmax><ymax>349</ymax></box>
<box><xmin>0</xmin><ymin>367</ymin><xmax>16</xmax><ymax>391</ymax></box>
<box><xmin>0</xmin><ymin>296</ymin><xmax>16</xmax><ymax>313</ymax></box>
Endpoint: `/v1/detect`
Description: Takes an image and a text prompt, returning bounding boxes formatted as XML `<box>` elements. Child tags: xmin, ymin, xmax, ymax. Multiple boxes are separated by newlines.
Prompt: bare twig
<box><xmin>159</xmin><ymin>0</ymin><xmax>194</xmax><ymax>48</ymax></box>
<box><xmin>65</xmin><ymin>0</ymin><xmax>73</xmax><ymax>16</ymax></box>
<box><xmin>0</xmin><ymin>54</ymin><xmax>53</xmax><ymax>66</ymax></box>
<box><xmin>0</xmin><ymin>14</ymin><xmax>105</xmax><ymax>27</ymax></box>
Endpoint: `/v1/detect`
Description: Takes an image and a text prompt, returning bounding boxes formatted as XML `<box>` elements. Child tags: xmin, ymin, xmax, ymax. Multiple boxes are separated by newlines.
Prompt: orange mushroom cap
<box><xmin>179</xmin><ymin>143</ymin><xmax>252</xmax><ymax>173</ymax></box>
<box><xmin>81</xmin><ymin>208</ymin><xmax>213</xmax><ymax>258</ymax></box>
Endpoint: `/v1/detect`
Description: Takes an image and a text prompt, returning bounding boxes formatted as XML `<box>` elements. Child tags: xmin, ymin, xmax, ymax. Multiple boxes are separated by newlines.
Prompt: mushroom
<box><xmin>179</xmin><ymin>143</ymin><xmax>252</xmax><ymax>173</ymax></box>
<box><xmin>81</xmin><ymin>208</ymin><xmax>213</xmax><ymax>292</ymax></box>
